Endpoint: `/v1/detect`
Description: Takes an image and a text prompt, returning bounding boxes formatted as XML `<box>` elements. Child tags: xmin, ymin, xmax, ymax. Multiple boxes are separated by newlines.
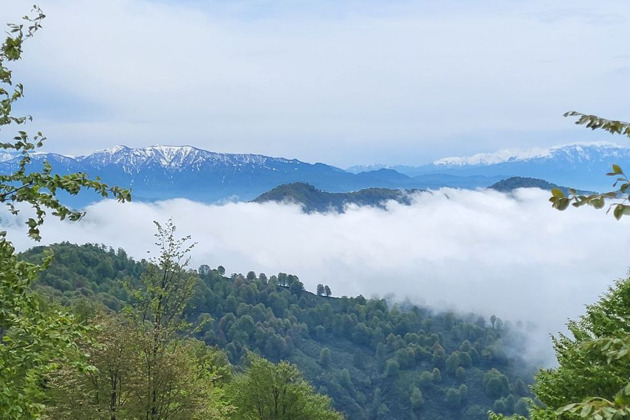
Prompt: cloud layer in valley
<box><xmin>5</xmin><ymin>187</ymin><xmax>630</xmax><ymax>364</ymax></box>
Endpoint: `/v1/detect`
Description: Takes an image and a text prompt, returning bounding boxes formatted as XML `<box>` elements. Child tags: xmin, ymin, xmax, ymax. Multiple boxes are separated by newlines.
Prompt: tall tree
<box><xmin>46</xmin><ymin>313</ymin><xmax>233</xmax><ymax>420</ymax></box>
<box><xmin>130</xmin><ymin>220</ymin><xmax>203</xmax><ymax>419</ymax></box>
<box><xmin>227</xmin><ymin>354</ymin><xmax>343</xmax><ymax>420</ymax></box>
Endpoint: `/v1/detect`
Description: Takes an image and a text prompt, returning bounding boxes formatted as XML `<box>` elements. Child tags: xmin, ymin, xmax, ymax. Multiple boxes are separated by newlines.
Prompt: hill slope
<box><xmin>22</xmin><ymin>242</ymin><xmax>537</xmax><ymax>420</ymax></box>
<box><xmin>252</xmin><ymin>182</ymin><xmax>420</xmax><ymax>213</ymax></box>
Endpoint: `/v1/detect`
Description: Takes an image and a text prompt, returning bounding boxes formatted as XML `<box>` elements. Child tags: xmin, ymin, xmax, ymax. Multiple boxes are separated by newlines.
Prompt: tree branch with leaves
<box><xmin>0</xmin><ymin>7</ymin><xmax>130</xmax><ymax>417</ymax></box>
<box><xmin>549</xmin><ymin>112</ymin><xmax>630</xmax><ymax>220</ymax></box>
<box><xmin>0</xmin><ymin>6</ymin><xmax>130</xmax><ymax>241</ymax></box>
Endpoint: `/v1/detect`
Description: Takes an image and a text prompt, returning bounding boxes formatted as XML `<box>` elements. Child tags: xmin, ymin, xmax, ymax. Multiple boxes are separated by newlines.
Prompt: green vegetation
<box><xmin>490</xmin><ymin>177</ymin><xmax>592</xmax><ymax>195</ymax></box>
<box><xmin>535</xmin><ymin>278</ymin><xmax>630</xmax><ymax>419</ymax></box>
<box><xmin>227</xmin><ymin>354</ymin><xmax>342</xmax><ymax>420</ymax></box>
<box><xmin>0</xmin><ymin>8</ymin><xmax>129</xmax><ymax>418</ymax></box>
<box><xmin>253</xmin><ymin>182</ymin><xmax>420</xmax><ymax>213</ymax></box>
<box><xmin>490</xmin><ymin>276</ymin><xmax>630</xmax><ymax>420</ymax></box>
<box><xmin>25</xmin><ymin>241</ymin><xmax>537</xmax><ymax>419</ymax></box>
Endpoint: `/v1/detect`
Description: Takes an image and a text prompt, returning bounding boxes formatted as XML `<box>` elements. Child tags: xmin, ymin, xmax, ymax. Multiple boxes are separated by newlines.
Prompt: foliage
<box><xmin>129</xmin><ymin>220</ymin><xmax>217</xmax><ymax>419</ymax></box>
<box><xmin>44</xmin><ymin>223</ymin><xmax>232</xmax><ymax>419</ymax></box>
<box><xmin>27</xmin><ymin>242</ymin><xmax>538</xmax><ymax>420</ymax></box>
<box><xmin>549</xmin><ymin>112</ymin><xmax>630</xmax><ymax>219</ymax></box>
<box><xmin>0</xmin><ymin>8</ymin><xmax>130</xmax><ymax>241</ymax></box>
<box><xmin>227</xmin><ymin>354</ymin><xmax>343</xmax><ymax>420</ymax></box>
<box><xmin>0</xmin><ymin>7</ymin><xmax>133</xmax><ymax>416</ymax></box>
<box><xmin>46</xmin><ymin>313</ymin><xmax>233</xmax><ymax>420</ymax></box>
<box><xmin>0</xmin><ymin>235</ymin><xmax>86</xmax><ymax>419</ymax></box>
<box><xmin>527</xmin><ymin>278</ymin><xmax>630</xmax><ymax>420</ymax></box>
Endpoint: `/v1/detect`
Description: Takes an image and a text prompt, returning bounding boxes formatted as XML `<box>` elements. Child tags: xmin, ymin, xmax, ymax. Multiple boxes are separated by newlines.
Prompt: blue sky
<box><xmin>5</xmin><ymin>0</ymin><xmax>630</xmax><ymax>166</ymax></box>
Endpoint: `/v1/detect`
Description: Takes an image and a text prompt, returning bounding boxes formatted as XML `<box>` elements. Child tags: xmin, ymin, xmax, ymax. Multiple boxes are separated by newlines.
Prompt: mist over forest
<box><xmin>6</xmin><ymin>187</ymin><xmax>628</xmax><ymax>364</ymax></box>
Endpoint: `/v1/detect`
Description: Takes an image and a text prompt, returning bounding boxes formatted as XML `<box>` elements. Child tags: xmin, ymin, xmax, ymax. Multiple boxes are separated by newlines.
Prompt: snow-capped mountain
<box><xmin>350</xmin><ymin>142</ymin><xmax>630</xmax><ymax>192</ymax></box>
<box><xmin>417</xmin><ymin>142</ymin><xmax>630</xmax><ymax>190</ymax></box>
<box><xmin>0</xmin><ymin>142</ymin><xmax>624</xmax><ymax>207</ymax></box>
<box><xmin>80</xmin><ymin>145</ymin><xmax>309</xmax><ymax>175</ymax></box>
<box><xmin>432</xmin><ymin>142</ymin><xmax>629</xmax><ymax>167</ymax></box>
<box><xmin>0</xmin><ymin>145</ymin><xmax>428</xmax><ymax>205</ymax></box>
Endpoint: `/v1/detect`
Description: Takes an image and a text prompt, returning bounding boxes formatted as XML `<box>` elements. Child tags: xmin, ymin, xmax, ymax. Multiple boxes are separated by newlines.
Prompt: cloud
<box><xmin>5</xmin><ymin>187</ymin><xmax>630</xmax><ymax>365</ymax></box>
<box><xmin>6</xmin><ymin>0</ymin><xmax>630</xmax><ymax>165</ymax></box>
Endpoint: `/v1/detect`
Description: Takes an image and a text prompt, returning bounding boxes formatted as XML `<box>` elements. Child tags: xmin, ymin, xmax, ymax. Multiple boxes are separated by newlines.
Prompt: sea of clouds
<box><xmin>4</xmin><ymin>187</ymin><xmax>630</xmax><ymax>365</ymax></box>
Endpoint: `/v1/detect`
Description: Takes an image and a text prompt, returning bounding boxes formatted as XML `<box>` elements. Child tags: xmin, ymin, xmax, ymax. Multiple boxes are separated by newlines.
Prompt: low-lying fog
<box><xmin>6</xmin><ymin>187</ymin><xmax>630</xmax><ymax>365</ymax></box>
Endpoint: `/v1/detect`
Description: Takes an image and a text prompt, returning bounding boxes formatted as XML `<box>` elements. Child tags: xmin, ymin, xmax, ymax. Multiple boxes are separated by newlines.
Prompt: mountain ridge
<box><xmin>0</xmin><ymin>142</ymin><xmax>625</xmax><ymax>206</ymax></box>
<box><xmin>252</xmin><ymin>182</ymin><xmax>421</xmax><ymax>213</ymax></box>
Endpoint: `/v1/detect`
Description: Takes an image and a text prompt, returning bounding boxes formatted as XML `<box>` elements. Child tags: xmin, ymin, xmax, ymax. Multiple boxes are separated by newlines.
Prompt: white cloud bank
<box><xmin>5</xmin><ymin>187</ymin><xmax>630</xmax><ymax>364</ymax></box>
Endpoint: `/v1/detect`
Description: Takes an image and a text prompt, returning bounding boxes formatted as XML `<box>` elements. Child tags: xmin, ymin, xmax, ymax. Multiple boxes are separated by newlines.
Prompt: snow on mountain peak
<box><xmin>433</xmin><ymin>141</ymin><xmax>630</xmax><ymax>167</ymax></box>
<box><xmin>78</xmin><ymin>145</ymin><xmax>299</xmax><ymax>175</ymax></box>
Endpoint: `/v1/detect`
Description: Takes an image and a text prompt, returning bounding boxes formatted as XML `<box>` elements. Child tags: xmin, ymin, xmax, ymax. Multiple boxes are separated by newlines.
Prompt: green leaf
<box><xmin>551</xmin><ymin>188</ymin><xmax>565</xmax><ymax>198</ymax></box>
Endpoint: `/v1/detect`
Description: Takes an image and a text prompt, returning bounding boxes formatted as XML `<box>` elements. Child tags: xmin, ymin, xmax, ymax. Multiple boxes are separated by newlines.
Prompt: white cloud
<box><xmin>5</xmin><ymin>187</ymin><xmax>630</xmax><ymax>364</ymax></box>
<box><xmin>6</xmin><ymin>0</ymin><xmax>630</xmax><ymax>165</ymax></box>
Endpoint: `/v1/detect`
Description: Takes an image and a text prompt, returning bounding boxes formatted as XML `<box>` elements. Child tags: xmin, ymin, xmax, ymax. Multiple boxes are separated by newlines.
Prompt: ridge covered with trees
<box><xmin>252</xmin><ymin>182</ymin><xmax>421</xmax><ymax>213</ymax></box>
<box><xmin>24</xmin><ymin>241</ymin><xmax>537</xmax><ymax>419</ymax></box>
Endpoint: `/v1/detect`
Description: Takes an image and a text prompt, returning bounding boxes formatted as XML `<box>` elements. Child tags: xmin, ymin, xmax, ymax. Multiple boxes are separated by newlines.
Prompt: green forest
<box><xmin>21</xmin><ymin>239</ymin><xmax>535</xmax><ymax>419</ymax></box>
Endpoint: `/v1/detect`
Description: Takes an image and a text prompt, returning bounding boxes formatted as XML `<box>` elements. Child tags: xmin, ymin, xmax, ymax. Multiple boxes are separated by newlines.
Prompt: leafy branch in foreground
<box><xmin>0</xmin><ymin>6</ymin><xmax>130</xmax><ymax>241</ymax></box>
<box><xmin>549</xmin><ymin>112</ymin><xmax>630</xmax><ymax>219</ymax></box>
<box><xmin>555</xmin><ymin>336</ymin><xmax>630</xmax><ymax>420</ymax></box>
<box><xmin>0</xmin><ymin>7</ymin><xmax>131</xmax><ymax>417</ymax></box>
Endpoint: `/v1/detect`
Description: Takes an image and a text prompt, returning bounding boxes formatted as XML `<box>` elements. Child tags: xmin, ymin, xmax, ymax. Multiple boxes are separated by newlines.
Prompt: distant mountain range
<box><xmin>0</xmin><ymin>142</ymin><xmax>626</xmax><ymax>206</ymax></box>
<box><xmin>252</xmin><ymin>178</ymin><xmax>584</xmax><ymax>213</ymax></box>
<box><xmin>348</xmin><ymin>142</ymin><xmax>630</xmax><ymax>192</ymax></box>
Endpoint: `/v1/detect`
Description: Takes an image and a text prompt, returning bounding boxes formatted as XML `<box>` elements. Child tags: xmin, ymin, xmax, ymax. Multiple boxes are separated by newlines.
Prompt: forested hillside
<box><xmin>252</xmin><ymin>182</ymin><xmax>420</xmax><ymax>213</ymax></box>
<box><xmin>24</xmin><ymin>242</ymin><xmax>537</xmax><ymax>419</ymax></box>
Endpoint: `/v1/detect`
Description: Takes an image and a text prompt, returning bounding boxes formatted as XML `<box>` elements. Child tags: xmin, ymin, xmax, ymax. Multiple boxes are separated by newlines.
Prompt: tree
<box><xmin>410</xmin><ymin>386</ymin><xmax>424</xmax><ymax>411</ymax></box>
<box><xmin>48</xmin><ymin>315</ymin><xmax>233</xmax><ymax>420</ymax></box>
<box><xmin>317</xmin><ymin>283</ymin><xmax>325</xmax><ymax>296</ymax></box>
<box><xmin>46</xmin><ymin>224</ymin><xmax>233</xmax><ymax>420</ymax></box>
<box><xmin>0</xmin><ymin>8</ymin><xmax>129</xmax><ymax>417</ymax></box>
<box><xmin>483</xmin><ymin>369</ymin><xmax>510</xmax><ymax>399</ymax></box>
<box><xmin>45</xmin><ymin>314</ymin><xmax>145</xmax><ymax>419</ymax></box>
<box><xmin>324</xmin><ymin>285</ymin><xmax>332</xmax><ymax>297</ymax></box>
<box><xmin>530</xmin><ymin>277</ymin><xmax>630</xmax><ymax>419</ymax></box>
<box><xmin>227</xmin><ymin>354</ymin><xmax>343</xmax><ymax>420</ymax></box>
<box><xmin>319</xmin><ymin>347</ymin><xmax>331</xmax><ymax>368</ymax></box>
<box><xmin>129</xmin><ymin>220</ymin><xmax>204</xmax><ymax>419</ymax></box>
<box><xmin>0</xmin><ymin>237</ymin><xmax>86</xmax><ymax>418</ymax></box>
<box><xmin>444</xmin><ymin>387</ymin><xmax>461</xmax><ymax>409</ymax></box>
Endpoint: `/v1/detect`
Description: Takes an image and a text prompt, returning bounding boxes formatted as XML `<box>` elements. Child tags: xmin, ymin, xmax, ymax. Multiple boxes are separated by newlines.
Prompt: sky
<box><xmin>3</xmin><ymin>0</ymin><xmax>630</xmax><ymax>167</ymax></box>
<box><xmin>6</xmin><ymin>189</ymin><xmax>630</xmax><ymax>365</ymax></box>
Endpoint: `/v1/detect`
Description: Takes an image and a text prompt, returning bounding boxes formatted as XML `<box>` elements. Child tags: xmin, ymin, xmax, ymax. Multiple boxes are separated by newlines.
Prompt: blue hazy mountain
<box><xmin>348</xmin><ymin>142</ymin><xmax>630</xmax><ymax>192</ymax></box>
<box><xmin>1</xmin><ymin>142</ymin><xmax>625</xmax><ymax>206</ymax></box>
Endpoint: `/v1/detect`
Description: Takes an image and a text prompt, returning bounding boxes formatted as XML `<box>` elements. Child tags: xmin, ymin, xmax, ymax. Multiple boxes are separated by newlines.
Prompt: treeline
<box><xmin>23</xmin><ymin>241</ymin><xmax>536</xmax><ymax>419</ymax></box>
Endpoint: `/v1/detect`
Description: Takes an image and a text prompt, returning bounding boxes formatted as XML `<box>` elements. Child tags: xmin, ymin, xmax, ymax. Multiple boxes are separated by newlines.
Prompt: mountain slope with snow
<box><xmin>349</xmin><ymin>142</ymin><xmax>630</xmax><ymax>191</ymax></box>
<box><xmin>0</xmin><ymin>142</ymin><xmax>624</xmax><ymax>207</ymax></box>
